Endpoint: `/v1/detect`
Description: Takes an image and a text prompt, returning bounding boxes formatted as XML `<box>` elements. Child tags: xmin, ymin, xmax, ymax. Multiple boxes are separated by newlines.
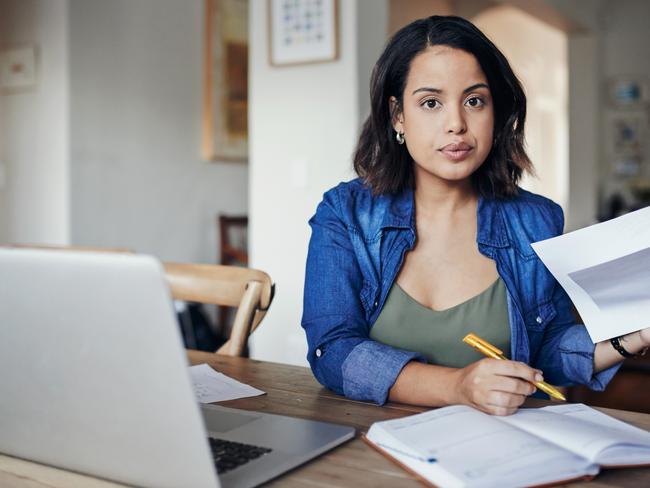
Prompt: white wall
<box><xmin>248</xmin><ymin>0</ymin><xmax>388</xmax><ymax>366</ymax></box>
<box><xmin>68</xmin><ymin>0</ymin><xmax>247</xmax><ymax>263</ymax></box>
<box><xmin>0</xmin><ymin>0</ymin><xmax>70</xmax><ymax>245</ymax></box>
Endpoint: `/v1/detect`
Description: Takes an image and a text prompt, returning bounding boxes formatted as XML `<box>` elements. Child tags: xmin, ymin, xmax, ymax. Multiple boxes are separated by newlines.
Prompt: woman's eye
<box><xmin>423</xmin><ymin>99</ymin><xmax>440</xmax><ymax>109</ymax></box>
<box><xmin>466</xmin><ymin>97</ymin><xmax>485</xmax><ymax>108</ymax></box>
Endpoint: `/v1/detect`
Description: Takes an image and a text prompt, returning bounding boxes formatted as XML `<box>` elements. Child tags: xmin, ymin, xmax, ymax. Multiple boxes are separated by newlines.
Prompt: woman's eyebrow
<box><xmin>411</xmin><ymin>82</ymin><xmax>489</xmax><ymax>96</ymax></box>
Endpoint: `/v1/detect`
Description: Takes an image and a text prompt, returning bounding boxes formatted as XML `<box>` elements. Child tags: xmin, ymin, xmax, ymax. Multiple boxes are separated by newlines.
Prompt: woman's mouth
<box><xmin>439</xmin><ymin>142</ymin><xmax>474</xmax><ymax>161</ymax></box>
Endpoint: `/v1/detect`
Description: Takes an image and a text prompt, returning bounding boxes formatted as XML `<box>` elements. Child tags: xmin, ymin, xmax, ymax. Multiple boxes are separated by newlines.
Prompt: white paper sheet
<box><xmin>189</xmin><ymin>363</ymin><xmax>265</xmax><ymax>403</ymax></box>
<box><xmin>531</xmin><ymin>206</ymin><xmax>650</xmax><ymax>343</ymax></box>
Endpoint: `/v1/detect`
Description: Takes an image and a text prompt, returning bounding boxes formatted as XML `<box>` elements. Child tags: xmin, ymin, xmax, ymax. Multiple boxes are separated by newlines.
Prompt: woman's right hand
<box><xmin>451</xmin><ymin>358</ymin><xmax>542</xmax><ymax>416</ymax></box>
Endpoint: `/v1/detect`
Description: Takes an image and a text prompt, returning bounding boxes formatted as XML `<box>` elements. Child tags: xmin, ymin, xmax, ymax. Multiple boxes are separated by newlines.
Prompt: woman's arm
<box><xmin>389</xmin><ymin>358</ymin><xmax>541</xmax><ymax>416</ymax></box>
<box><xmin>302</xmin><ymin>189</ymin><xmax>422</xmax><ymax>404</ymax></box>
<box><xmin>594</xmin><ymin>328</ymin><xmax>650</xmax><ymax>372</ymax></box>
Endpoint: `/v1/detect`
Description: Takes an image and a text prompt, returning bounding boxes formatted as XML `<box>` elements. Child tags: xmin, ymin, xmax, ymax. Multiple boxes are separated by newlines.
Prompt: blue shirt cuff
<box><xmin>341</xmin><ymin>341</ymin><xmax>425</xmax><ymax>405</ymax></box>
<box><xmin>559</xmin><ymin>325</ymin><xmax>622</xmax><ymax>390</ymax></box>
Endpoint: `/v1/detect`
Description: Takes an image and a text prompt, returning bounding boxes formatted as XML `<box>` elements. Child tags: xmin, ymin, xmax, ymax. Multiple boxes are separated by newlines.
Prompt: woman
<box><xmin>301</xmin><ymin>16</ymin><xmax>649</xmax><ymax>415</ymax></box>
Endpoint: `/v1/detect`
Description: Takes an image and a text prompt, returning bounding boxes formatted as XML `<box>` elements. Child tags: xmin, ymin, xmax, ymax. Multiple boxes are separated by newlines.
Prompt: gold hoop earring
<box><xmin>396</xmin><ymin>131</ymin><xmax>405</xmax><ymax>145</ymax></box>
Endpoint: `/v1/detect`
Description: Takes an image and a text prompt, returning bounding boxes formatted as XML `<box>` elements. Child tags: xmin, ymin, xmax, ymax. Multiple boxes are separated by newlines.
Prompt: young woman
<box><xmin>302</xmin><ymin>16</ymin><xmax>650</xmax><ymax>415</ymax></box>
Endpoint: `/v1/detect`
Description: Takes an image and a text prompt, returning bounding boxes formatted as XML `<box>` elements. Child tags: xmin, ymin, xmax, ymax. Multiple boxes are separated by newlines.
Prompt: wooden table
<box><xmin>2</xmin><ymin>352</ymin><xmax>650</xmax><ymax>487</ymax></box>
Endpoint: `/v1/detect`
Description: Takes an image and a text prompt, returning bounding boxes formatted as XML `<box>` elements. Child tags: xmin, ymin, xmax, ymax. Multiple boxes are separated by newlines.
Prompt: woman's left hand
<box><xmin>640</xmin><ymin>327</ymin><xmax>650</xmax><ymax>348</ymax></box>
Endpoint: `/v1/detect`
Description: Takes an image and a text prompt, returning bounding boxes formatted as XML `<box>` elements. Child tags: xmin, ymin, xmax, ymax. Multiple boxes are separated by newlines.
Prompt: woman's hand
<box><xmin>451</xmin><ymin>359</ymin><xmax>542</xmax><ymax>416</ymax></box>
<box><xmin>640</xmin><ymin>328</ymin><xmax>650</xmax><ymax>348</ymax></box>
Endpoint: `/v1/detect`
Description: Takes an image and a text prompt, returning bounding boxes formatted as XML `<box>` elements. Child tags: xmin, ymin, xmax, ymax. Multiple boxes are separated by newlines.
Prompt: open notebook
<box><xmin>364</xmin><ymin>403</ymin><xmax>650</xmax><ymax>488</ymax></box>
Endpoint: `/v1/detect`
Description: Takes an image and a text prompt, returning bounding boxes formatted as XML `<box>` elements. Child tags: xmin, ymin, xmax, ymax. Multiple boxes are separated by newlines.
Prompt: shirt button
<box><xmin>374</xmin><ymin>300</ymin><xmax>379</xmax><ymax>308</ymax></box>
<box><xmin>536</xmin><ymin>316</ymin><xmax>543</xmax><ymax>324</ymax></box>
<box><xmin>315</xmin><ymin>348</ymin><xmax>322</xmax><ymax>358</ymax></box>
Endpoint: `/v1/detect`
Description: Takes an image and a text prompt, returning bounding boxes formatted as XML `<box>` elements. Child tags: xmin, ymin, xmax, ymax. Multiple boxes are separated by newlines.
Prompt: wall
<box><xmin>68</xmin><ymin>0</ymin><xmax>247</xmax><ymax>263</ymax></box>
<box><xmin>473</xmin><ymin>5</ymin><xmax>568</xmax><ymax>211</ymax></box>
<box><xmin>0</xmin><ymin>0</ymin><xmax>70</xmax><ymax>245</ymax></box>
<box><xmin>248</xmin><ymin>0</ymin><xmax>388</xmax><ymax>366</ymax></box>
<box><xmin>598</xmin><ymin>0</ymin><xmax>650</xmax><ymax>214</ymax></box>
<box><xmin>388</xmin><ymin>0</ymin><xmax>453</xmax><ymax>34</ymax></box>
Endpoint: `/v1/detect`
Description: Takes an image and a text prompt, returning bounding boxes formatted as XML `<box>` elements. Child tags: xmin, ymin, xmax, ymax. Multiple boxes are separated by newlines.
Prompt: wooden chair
<box><xmin>164</xmin><ymin>262</ymin><xmax>274</xmax><ymax>357</ymax></box>
<box><xmin>6</xmin><ymin>244</ymin><xmax>274</xmax><ymax>357</ymax></box>
<box><xmin>217</xmin><ymin>214</ymin><xmax>249</xmax><ymax>334</ymax></box>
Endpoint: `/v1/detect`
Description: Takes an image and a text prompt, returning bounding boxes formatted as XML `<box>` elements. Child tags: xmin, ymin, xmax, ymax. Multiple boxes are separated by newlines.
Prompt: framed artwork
<box><xmin>608</xmin><ymin>77</ymin><xmax>649</xmax><ymax>108</ymax></box>
<box><xmin>268</xmin><ymin>0</ymin><xmax>339</xmax><ymax>66</ymax></box>
<box><xmin>203</xmin><ymin>0</ymin><xmax>248</xmax><ymax>162</ymax></box>
<box><xmin>0</xmin><ymin>46</ymin><xmax>37</xmax><ymax>93</ymax></box>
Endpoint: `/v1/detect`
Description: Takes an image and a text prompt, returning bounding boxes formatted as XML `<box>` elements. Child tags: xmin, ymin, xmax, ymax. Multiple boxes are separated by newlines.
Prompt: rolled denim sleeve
<box><xmin>302</xmin><ymin>188</ymin><xmax>423</xmax><ymax>405</ymax></box>
<box><xmin>341</xmin><ymin>340</ymin><xmax>422</xmax><ymax>403</ymax></box>
<box><xmin>534</xmin><ymin>284</ymin><xmax>621</xmax><ymax>389</ymax></box>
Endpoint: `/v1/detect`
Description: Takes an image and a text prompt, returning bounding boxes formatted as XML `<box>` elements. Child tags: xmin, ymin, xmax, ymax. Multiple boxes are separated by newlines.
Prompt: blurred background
<box><xmin>1</xmin><ymin>0</ymin><xmax>649</xmax><ymax>409</ymax></box>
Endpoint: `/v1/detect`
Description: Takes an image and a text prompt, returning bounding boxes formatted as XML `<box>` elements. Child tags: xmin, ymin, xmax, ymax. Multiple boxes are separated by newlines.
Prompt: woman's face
<box><xmin>392</xmin><ymin>46</ymin><xmax>494</xmax><ymax>188</ymax></box>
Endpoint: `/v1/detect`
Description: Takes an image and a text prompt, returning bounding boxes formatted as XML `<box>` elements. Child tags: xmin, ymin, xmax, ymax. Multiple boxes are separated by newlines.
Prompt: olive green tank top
<box><xmin>369</xmin><ymin>278</ymin><xmax>510</xmax><ymax>368</ymax></box>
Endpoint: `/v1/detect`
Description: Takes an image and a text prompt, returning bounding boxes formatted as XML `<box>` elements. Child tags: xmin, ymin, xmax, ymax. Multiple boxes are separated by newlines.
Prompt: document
<box><xmin>364</xmin><ymin>404</ymin><xmax>650</xmax><ymax>488</ymax></box>
<box><xmin>531</xmin><ymin>206</ymin><xmax>650</xmax><ymax>342</ymax></box>
<box><xmin>189</xmin><ymin>363</ymin><xmax>265</xmax><ymax>403</ymax></box>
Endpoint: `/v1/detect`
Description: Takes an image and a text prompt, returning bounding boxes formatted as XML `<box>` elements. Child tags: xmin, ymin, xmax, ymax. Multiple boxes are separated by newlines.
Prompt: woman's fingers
<box><xmin>457</xmin><ymin>358</ymin><xmax>546</xmax><ymax>415</ymax></box>
<box><xmin>489</xmin><ymin>375</ymin><xmax>536</xmax><ymax>397</ymax></box>
<box><xmin>489</xmin><ymin>359</ymin><xmax>543</xmax><ymax>384</ymax></box>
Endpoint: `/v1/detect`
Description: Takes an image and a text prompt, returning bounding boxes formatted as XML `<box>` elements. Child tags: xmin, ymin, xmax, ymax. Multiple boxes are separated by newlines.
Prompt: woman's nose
<box><xmin>446</xmin><ymin>107</ymin><xmax>467</xmax><ymax>134</ymax></box>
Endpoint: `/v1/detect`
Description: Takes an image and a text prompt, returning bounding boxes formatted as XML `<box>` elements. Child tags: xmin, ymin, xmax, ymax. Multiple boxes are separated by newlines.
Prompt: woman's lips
<box><xmin>439</xmin><ymin>142</ymin><xmax>473</xmax><ymax>161</ymax></box>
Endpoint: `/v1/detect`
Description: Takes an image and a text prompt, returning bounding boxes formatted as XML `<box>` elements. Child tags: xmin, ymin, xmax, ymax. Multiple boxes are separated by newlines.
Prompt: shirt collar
<box><xmin>380</xmin><ymin>188</ymin><xmax>510</xmax><ymax>249</ymax></box>
<box><xmin>477</xmin><ymin>195</ymin><xmax>510</xmax><ymax>248</ymax></box>
<box><xmin>379</xmin><ymin>187</ymin><xmax>415</xmax><ymax>231</ymax></box>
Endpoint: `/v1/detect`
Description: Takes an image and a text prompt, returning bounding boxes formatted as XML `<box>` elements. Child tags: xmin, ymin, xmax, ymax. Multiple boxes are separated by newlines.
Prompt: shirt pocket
<box><xmin>525</xmin><ymin>300</ymin><xmax>557</xmax><ymax>331</ymax></box>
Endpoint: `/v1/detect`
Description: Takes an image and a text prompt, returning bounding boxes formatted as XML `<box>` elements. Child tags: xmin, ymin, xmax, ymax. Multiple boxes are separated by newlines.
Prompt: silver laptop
<box><xmin>0</xmin><ymin>249</ymin><xmax>354</xmax><ymax>488</ymax></box>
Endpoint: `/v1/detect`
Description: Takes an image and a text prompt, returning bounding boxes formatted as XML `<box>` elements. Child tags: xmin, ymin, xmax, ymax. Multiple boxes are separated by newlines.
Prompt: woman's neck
<box><xmin>414</xmin><ymin>177</ymin><xmax>477</xmax><ymax>220</ymax></box>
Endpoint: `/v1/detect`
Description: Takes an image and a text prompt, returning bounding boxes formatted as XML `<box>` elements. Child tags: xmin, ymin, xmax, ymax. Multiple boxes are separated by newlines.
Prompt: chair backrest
<box><xmin>6</xmin><ymin>244</ymin><xmax>274</xmax><ymax>357</ymax></box>
<box><xmin>164</xmin><ymin>262</ymin><xmax>274</xmax><ymax>357</ymax></box>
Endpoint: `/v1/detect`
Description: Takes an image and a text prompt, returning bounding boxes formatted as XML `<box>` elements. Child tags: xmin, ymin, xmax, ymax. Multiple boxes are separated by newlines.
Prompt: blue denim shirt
<box><xmin>302</xmin><ymin>178</ymin><xmax>621</xmax><ymax>405</ymax></box>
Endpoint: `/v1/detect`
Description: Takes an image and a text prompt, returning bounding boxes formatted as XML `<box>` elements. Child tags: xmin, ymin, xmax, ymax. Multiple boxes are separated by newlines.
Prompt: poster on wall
<box><xmin>0</xmin><ymin>46</ymin><xmax>37</xmax><ymax>93</ymax></box>
<box><xmin>268</xmin><ymin>0</ymin><xmax>339</xmax><ymax>66</ymax></box>
<box><xmin>202</xmin><ymin>0</ymin><xmax>248</xmax><ymax>162</ymax></box>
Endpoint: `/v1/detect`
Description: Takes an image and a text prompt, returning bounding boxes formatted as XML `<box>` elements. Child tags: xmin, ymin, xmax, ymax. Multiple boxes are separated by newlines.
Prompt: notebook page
<box><xmin>502</xmin><ymin>406</ymin><xmax>650</xmax><ymax>464</ymax></box>
<box><xmin>542</xmin><ymin>404</ymin><xmax>650</xmax><ymax>465</ymax></box>
<box><xmin>367</xmin><ymin>405</ymin><xmax>596</xmax><ymax>487</ymax></box>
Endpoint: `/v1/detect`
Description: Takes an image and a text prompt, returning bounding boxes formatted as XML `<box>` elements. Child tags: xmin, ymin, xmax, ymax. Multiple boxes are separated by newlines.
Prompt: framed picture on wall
<box><xmin>202</xmin><ymin>0</ymin><xmax>248</xmax><ymax>162</ymax></box>
<box><xmin>608</xmin><ymin>77</ymin><xmax>650</xmax><ymax>108</ymax></box>
<box><xmin>268</xmin><ymin>0</ymin><xmax>339</xmax><ymax>66</ymax></box>
<box><xmin>0</xmin><ymin>46</ymin><xmax>37</xmax><ymax>93</ymax></box>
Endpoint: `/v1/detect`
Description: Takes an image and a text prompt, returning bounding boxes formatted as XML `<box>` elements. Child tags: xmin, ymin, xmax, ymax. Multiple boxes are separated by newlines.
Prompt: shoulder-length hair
<box><xmin>353</xmin><ymin>15</ymin><xmax>532</xmax><ymax>198</ymax></box>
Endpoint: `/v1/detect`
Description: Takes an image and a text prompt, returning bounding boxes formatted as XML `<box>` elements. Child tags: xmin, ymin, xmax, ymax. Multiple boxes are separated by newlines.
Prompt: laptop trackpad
<box><xmin>201</xmin><ymin>404</ymin><xmax>260</xmax><ymax>433</ymax></box>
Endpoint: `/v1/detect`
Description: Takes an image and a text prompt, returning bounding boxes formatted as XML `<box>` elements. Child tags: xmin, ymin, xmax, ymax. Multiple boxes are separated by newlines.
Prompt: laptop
<box><xmin>0</xmin><ymin>248</ymin><xmax>354</xmax><ymax>488</ymax></box>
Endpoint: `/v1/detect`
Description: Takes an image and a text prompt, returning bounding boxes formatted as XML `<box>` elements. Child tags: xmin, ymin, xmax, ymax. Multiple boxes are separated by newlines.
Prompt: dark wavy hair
<box><xmin>353</xmin><ymin>15</ymin><xmax>533</xmax><ymax>198</ymax></box>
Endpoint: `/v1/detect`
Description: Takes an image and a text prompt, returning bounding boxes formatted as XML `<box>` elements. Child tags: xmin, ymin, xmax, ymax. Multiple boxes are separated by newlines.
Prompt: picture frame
<box><xmin>0</xmin><ymin>46</ymin><xmax>37</xmax><ymax>93</ymax></box>
<box><xmin>608</xmin><ymin>77</ymin><xmax>649</xmax><ymax>108</ymax></box>
<box><xmin>202</xmin><ymin>0</ymin><xmax>248</xmax><ymax>162</ymax></box>
<box><xmin>268</xmin><ymin>0</ymin><xmax>339</xmax><ymax>67</ymax></box>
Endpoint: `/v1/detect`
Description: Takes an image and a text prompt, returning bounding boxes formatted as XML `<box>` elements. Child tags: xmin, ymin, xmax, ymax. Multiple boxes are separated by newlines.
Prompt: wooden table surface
<box><xmin>2</xmin><ymin>352</ymin><xmax>650</xmax><ymax>487</ymax></box>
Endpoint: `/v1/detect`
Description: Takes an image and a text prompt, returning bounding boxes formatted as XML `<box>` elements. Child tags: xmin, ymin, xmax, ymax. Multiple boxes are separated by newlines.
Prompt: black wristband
<box><xmin>610</xmin><ymin>336</ymin><xmax>636</xmax><ymax>358</ymax></box>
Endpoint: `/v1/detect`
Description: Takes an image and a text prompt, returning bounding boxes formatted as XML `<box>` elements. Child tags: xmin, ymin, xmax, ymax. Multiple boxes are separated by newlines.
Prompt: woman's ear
<box><xmin>389</xmin><ymin>96</ymin><xmax>404</xmax><ymax>132</ymax></box>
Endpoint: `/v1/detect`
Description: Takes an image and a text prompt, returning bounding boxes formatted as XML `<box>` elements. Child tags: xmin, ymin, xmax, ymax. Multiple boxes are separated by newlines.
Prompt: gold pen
<box><xmin>462</xmin><ymin>332</ymin><xmax>566</xmax><ymax>401</ymax></box>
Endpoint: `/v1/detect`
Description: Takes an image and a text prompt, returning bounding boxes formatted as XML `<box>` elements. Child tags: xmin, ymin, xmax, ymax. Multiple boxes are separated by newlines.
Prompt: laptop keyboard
<box><xmin>208</xmin><ymin>437</ymin><xmax>273</xmax><ymax>474</ymax></box>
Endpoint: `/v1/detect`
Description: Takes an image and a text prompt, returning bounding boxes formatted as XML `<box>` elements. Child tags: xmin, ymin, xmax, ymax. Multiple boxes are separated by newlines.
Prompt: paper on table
<box><xmin>190</xmin><ymin>363</ymin><xmax>265</xmax><ymax>403</ymax></box>
<box><xmin>531</xmin><ymin>206</ymin><xmax>650</xmax><ymax>342</ymax></box>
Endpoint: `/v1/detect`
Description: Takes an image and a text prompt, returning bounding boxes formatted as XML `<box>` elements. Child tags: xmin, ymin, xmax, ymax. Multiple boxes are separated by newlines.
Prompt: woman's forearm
<box><xmin>388</xmin><ymin>361</ymin><xmax>459</xmax><ymax>406</ymax></box>
<box><xmin>388</xmin><ymin>358</ymin><xmax>540</xmax><ymax>416</ymax></box>
<box><xmin>594</xmin><ymin>330</ymin><xmax>650</xmax><ymax>372</ymax></box>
